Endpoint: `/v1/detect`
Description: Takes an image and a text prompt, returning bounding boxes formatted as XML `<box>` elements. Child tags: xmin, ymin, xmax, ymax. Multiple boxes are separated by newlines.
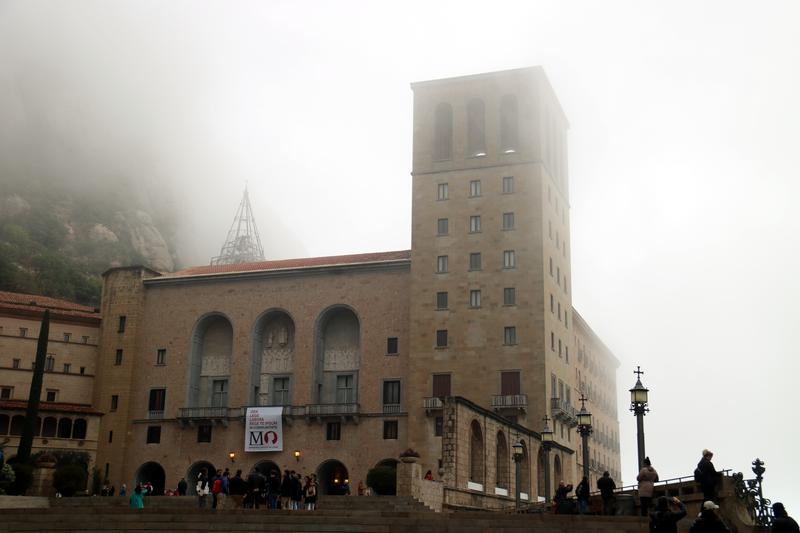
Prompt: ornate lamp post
<box><xmin>512</xmin><ymin>440</ymin><xmax>524</xmax><ymax>511</ymax></box>
<box><xmin>629</xmin><ymin>366</ymin><xmax>649</xmax><ymax>470</ymax></box>
<box><xmin>541</xmin><ymin>416</ymin><xmax>554</xmax><ymax>502</ymax></box>
<box><xmin>577</xmin><ymin>394</ymin><xmax>593</xmax><ymax>480</ymax></box>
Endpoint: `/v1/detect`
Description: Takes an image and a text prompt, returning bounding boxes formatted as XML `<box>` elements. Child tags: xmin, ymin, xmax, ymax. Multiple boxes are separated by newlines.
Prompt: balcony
<box><xmin>382</xmin><ymin>403</ymin><xmax>402</xmax><ymax>415</ymax></box>
<box><xmin>550</xmin><ymin>397</ymin><xmax>578</xmax><ymax>427</ymax></box>
<box><xmin>491</xmin><ymin>394</ymin><xmax>528</xmax><ymax>413</ymax></box>
<box><xmin>147</xmin><ymin>410</ymin><xmax>164</xmax><ymax>420</ymax></box>
<box><xmin>177</xmin><ymin>406</ymin><xmax>241</xmax><ymax>427</ymax></box>
<box><xmin>423</xmin><ymin>397</ymin><xmax>443</xmax><ymax>414</ymax></box>
<box><xmin>305</xmin><ymin>403</ymin><xmax>360</xmax><ymax>423</ymax></box>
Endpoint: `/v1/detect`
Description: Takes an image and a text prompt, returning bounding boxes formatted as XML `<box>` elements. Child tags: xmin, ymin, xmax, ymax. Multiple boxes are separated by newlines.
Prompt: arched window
<box><xmin>469</xmin><ymin>420</ymin><xmax>484</xmax><ymax>487</ymax></box>
<box><xmin>42</xmin><ymin>416</ymin><xmax>57</xmax><ymax>437</ymax></box>
<box><xmin>495</xmin><ymin>431</ymin><xmax>509</xmax><ymax>489</ymax></box>
<box><xmin>188</xmin><ymin>314</ymin><xmax>233</xmax><ymax>408</ymax></box>
<box><xmin>500</xmin><ymin>94</ymin><xmax>519</xmax><ymax>153</ymax></box>
<box><xmin>0</xmin><ymin>414</ymin><xmax>9</xmax><ymax>435</ymax></box>
<box><xmin>251</xmin><ymin>310</ymin><xmax>296</xmax><ymax>406</ymax></box>
<box><xmin>72</xmin><ymin>418</ymin><xmax>87</xmax><ymax>439</ymax></box>
<box><xmin>314</xmin><ymin>306</ymin><xmax>361</xmax><ymax>404</ymax></box>
<box><xmin>467</xmin><ymin>99</ymin><xmax>486</xmax><ymax>157</ymax></box>
<box><xmin>10</xmin><ymin>415</ymin><xmax>25</xmax><ymax>435</ymax></box>
<box><xmin>57</xmin><ymin>418</ymin><xmax>72</xmax><ymax>439</ymax></box>
<box><xmin>433</xmin><ymin>103</ymin><xmax>453</xmax><ymax>161</ymax></box>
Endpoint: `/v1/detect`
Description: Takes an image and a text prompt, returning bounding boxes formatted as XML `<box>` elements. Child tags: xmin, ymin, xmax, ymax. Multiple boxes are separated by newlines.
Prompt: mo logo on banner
<box><xmin>244</xmin><ymin>407</ymin><xmax>283</xmax><ymax>452</ymax></box>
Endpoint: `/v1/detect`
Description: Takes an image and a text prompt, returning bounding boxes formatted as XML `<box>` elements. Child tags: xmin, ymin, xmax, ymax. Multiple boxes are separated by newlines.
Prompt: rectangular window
<box><xmin>503</xmin><ymin>250</ymin><xmax>516</xmax><ymax>269</ymax></box>
<box><xmin>435</xmin><ymin>329</ymin><xmax>448</xmax><ymax>348</ymax></box>
<box><xmin>272</xmin><ymin>377</ymin><xmax>290</xmax><ymax>406</ymax></box>
<box><xmin>434</xmin><ymin>416</ymin><xmax>443</xmax><ymax>437</ymax></box>
<box><xmin>504</xmin><ymin>326</ymin><xmax>517</xmax><ymax>346</ymax></box>
<box><xmin>469</xmin><ymin>180</ymin><xmax>481</xmax><ymax>197</ymax></box>
<box><xmin>111</xmin><ymin>395</ymin><xmax>119</xmax><ymax>411</ymax></box>
<box><xmin>558</xmin><ymin>338</ymin><xmax>562</xmax><ymax>356</ymax></box>
<box><xmin>148</xmin><ymin>388</ymin><xmax>166</xmax><ymax>412</ymax></box>
<box><xmin>564</xmin><ymin>311</ymin><xmax>568</xmax><ymax>329</ymax></box>
<box><xmin>63</xmin><ymin>363</ymin><xmax>71</xmax><ymax>373</ymax></box>
<box><xmin>336</xmin><ymin>374</ymin><xmax>354</xmax><ymax>403</ymax></box>
<box><xmin>118</xmin><ymin>316</ymin><xmax>126</xmax><ymax>333</ymax></box>
<box><xmin>549</xmin><ymin>220</ymin><xmax>552</xmax><ymax>239</ymax></box>
<box><xmin>156</xmin><ymin>349</ymin><xmax>166</xmax><ymax>365</ymax></box>
<box><xmin>432</xmin><ymin>374</ymin><xmax>451</xmax><ymax>397</ymax></box>
<box><xmin>469</xmin><ymin>289</ymin><xmax>481</xmax><ymax>308</ymax></box>
<box><xmin>45</xmin><ymin>355</ymin><xmax>55</xmax><ymax>372</ymax></box>
<box><xmin>502</xmin><ymin>212</ymin><xmax>515</xmax><ymax>230</ymax></box>
<box><xmin>12</xmin><ymin>358</ymin><xmax>20</xmax><ymax>369</ymax></box>
<box><xmin>108</xmin><ymin>430</ymin><xmax>113</xmax><ymax>443</ymax></box>
<box><xmin>437</xmin><ymin>218</ymin><xmax>449</xmax><ymax>236</ymax></box>
<box><xmin>386</xmin><ymin>337</ymin><xmax>399</xmax><ymax>355</ymax></box>
<box><xmin>114</xmin><ymin>349</ymin><xmax>123</xmax><ymax>366</ymax></box>
<box><xmin>437</xmin><ymin>182</ymin><xmax>449</xmax><ymax>200</ymax></box>
<box><xmin>0</xmin><ymin>387</ymin><xmax>12</xmax><ymax>400</ymax></box>
<box><xmin>63</xmin><ymin>333</ymin><xmax>71</xmax><ymax>342</ymax></box>
<box><xmin>564</xmin><ymin>276</ymin><xmax>568</xmax><ymax>294</ymax></box>
<box><xmin>551</xmin><ymin>332</ymin><xmax>555</xmax><ymax>351</ymax></box>
<box><xmin>79</xmin><ymin>367</ymin><xmax>85</xmax><ymax>375</ymax></box>
<box><xmin>565</xmin><ymin>346</ymin><xmax>570</xmax><ymax>363</ymax></box>
<box><xmin>558</xmin><ymin>302</ymin><xmax>561</xmax><ymax>321</ymax></box>
<box><xmin>469</xmin><ymin>252</ymin><xmax>481</xmax><ymax>271</ymax></box>
<box><xmin>556</xmin><ymin>232</ymin><xmax>560</xmax><ymax>249</ymax></box>
<box><xmin>383</xmin><ymin>420</ymin><xmax>398</xmax><ymax>440</ymax></box>
<box><xmin>146</xmin><ymin>425</ymin><xmax>162</xmax><ymax>443</ymax></box>
<box><xmin>82</xmin><ymin>335</ymin><xmax>90</xmax><ymax>344</ymax></box>
<box><xmin>551</xmin><ymin>374</ymin><xmax>557</xmax><ymax>397</ymax></box>
<box><xmin>19</xmin><ymin>327</ymin><xmax>27</xmax><ymax>337</ymax></box>
<box><xmin>557</xmin><ymin>267</ymin><xmax>561</xmax><ymax>285</ymax></box>
<box><xmin>502</xmin><ymin>176</ymin><xmax>514</xmax><ymax>194</ymax></box>
<box><xmin>549</xmin><ymin>257</ymin><xmax>553</xmax><ymax>276</ymax></box>
<box><xmin>469</xmin><ymin>215</ymin><xmax>481</xmax><ymax>233</ymax></box>
<box><xmin>550</xmin><ymin>294</ymin><xmax>554</xmax><ymax>313</ymax></box>
<box><xmin>503</xmin><ymin>287</ymin><xmax>516</xmax><ymax>306</ymax></box>
<box><xmin>383</xmin><ymin>380</ymin><xmax>401</xmax><ymax>405</ymax></box>
<box><xmin>501</xmin><ymin>371</ymin><xmax>521</xmax><ymax>395</ymax></box>
<box><xmin>436</xmin><ymin>291</ymin><xmax>448</xmax><ymax>310</ymax></box>
<box><xmin>326</xmin><ymin>421</ymin><xmax>341</xmax><ymax>441</ymax></box>
<box><xmin>436</xmin><ymin>255</ymin><xmax>449</xmax><ymax>273</ymax></box>
<box><xmin>197</xmin><ymin>424</ymin><xmax>212</xmax><ymax>443</ymax></box>
<box><xmin>211</xmin><ymin>379</ymin><xmax>228</xmax><ymax>407</ymax></box>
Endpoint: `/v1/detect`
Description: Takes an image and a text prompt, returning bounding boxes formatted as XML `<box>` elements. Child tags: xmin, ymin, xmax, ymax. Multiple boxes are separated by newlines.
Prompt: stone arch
<box><xmin>57</xmin><ymin>418</ymin><xmax>72</xmax><ymax>438</ymax></box>
<box><xmin>469</xmin><ymin>419</ymin><xmax>484</xmax><ymax>487</ymax></box>
<box><xmin>433</xmin><ymin>102</ymin><xmax>453</xmax><ymax>161</ymax></box>
<box><xmin>253</xmin><ymin>459</ymin><xmax>280</xmax><ymax>478</ymax></box>
<box><xmin>313</xmin><ymin>305</ymin><xmax>360</xmax><ymax>404</ymax></box>
<box><xmin>537</xmin><ymin>447</ymin><xmax>546</xmax><ymax>497</ymax></box>
<box><xmin>317</xmin><ymin>459</ymin><xmax>349</xmax><ymax>496</ymax></box>
<box><xmin>467</xmin><ymin>98</ymin><xmax>486</xmax><ymax>157</ymax></box>
<box><xmin>519</xmin><ymin>440</ymin><xmax>530</xmax><ymax>498</ymax></box>
<box><xmin>375</xmin><ymin>458</ymin><xmax>399</xmax><ymax>469</ymax></box>
<box><xmin>187</xmin><ymin>313</ymin><xmax>233</xmax><ymax>408</ymax></box>
<box><xmin>186</xmin><ymin>460</ymin><xmax>216</xmax><ymax>495</ymax></box>
<box><xmin>500</xmin><ymin>94</ymin><xmax>519</xmax><ymax>153</ymax></box>
<box><xmin>250</xmin><ymin>309</ymin><xmax>296</xmax><ymax>406</ymax></box>
<box><xmin>495</xmin><ymin>431</ymin><xmax>509</xmax><ymax>489</ymax></box>
<box><xmin>136</xmin><ymin>462</ymin><xmax>166</xmax><ymax>496</ymax></box>
<box><xmin>0</xmin><ymin>414</ymin><xmax>9</xmax><ymax>434</ymax></box>
<box><xmin>372</xmin><ymin>459</ymin><xmax>398</xmax><ymax>495</ymax></box>
<box><xmin>9</xmin><ymin>415</ymin><xmax>25</xmax><ymax>435</ymax></box>
<box><xmin>41</xmin><ymin>416</ymin><xmax>57</xmax><ymax>437</ymax></box>
<box><xmin>72</xmin><ymin>418</ymin><xmax>87</xmax><ymax>439</ymax></box>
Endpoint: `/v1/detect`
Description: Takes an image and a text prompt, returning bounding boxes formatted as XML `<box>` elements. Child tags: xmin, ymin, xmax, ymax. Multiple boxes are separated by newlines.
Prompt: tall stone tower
<box><xmin>406</xmin><ymin>67</ymin><xmax>578</xmax><ymax>480</ymax></box>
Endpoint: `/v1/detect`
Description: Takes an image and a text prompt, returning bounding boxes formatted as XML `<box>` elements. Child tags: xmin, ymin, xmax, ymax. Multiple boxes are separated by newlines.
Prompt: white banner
<box><xmin>244</xmin><ymin>407</ymin><xmax>283</xmax><ymax>452</ymax></box>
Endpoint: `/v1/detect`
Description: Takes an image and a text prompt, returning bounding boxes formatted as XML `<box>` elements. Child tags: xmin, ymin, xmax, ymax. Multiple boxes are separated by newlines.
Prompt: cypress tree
<box><xmin>17</xmin><ymin>309</ymin><xmax>50</xmax><ymax>464</ymax></box>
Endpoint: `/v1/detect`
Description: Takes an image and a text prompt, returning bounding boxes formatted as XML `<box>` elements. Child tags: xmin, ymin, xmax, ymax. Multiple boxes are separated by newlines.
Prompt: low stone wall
<box><xmin>0</xmin><ymin>496</ymin><xmax>50</xmax><ymax>509</ymax></box>
<box><xmin>396</xmin><ymin>461</ymin><xmax>443</xmax><ymax>512</ymax></box>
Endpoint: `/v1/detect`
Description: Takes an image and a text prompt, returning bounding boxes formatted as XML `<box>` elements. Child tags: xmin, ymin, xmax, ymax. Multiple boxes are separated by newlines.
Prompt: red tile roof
<box><xmin>161</xmin><ymin>250</ymin><xmax>412</xmax><ymax>279</ymax></box>
<box><xmin>0</xmin><ymin>291</ymin><xmax>100</xmax><ymax>322</ymax></box>
<box><xmin>0</xmin><ymin>399</ymin><xmax>104</xmax><ymax>416</ymax></box>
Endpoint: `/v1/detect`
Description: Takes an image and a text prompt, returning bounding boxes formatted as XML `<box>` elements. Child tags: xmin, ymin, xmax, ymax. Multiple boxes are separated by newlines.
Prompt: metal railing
<box><xmin>306</xmin><ymin>403</ymin><xmax>359</xmax><ymax>416</ymax></box>
<box><xmin>423</xmin><ymin>397</ymin><xmax>444</xmax><ymax>410</ymax></box>
<box><xmin>177</xmin><ymin>406</ymin><xmax>234</xmax><ymax>419</ymax></box>
<box><xmin>382</xmin><ymin>403</ymin><xmax>401</xmax><ymax>414</ymax></box>
<box><xmin>550</xmin><ymin>397</ymin><xmax>577</xmax><ymax>425</ymax></box>
<box><xmin>492</xmin><ymin>394</ymin><xmax>528</xmax><ymax>409</ymax></box>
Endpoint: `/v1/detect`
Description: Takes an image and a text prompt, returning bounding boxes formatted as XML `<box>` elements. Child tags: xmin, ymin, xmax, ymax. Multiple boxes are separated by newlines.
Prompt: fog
<box><xmin>1</xmin><ymin>0</ymin><xmax>798</xmax><ymax>512</ymax></box>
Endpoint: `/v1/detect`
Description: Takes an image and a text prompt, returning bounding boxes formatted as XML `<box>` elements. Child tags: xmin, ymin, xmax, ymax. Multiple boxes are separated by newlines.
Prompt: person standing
<box><xmin>772</xmin><ymin>503</ymin><xmax>800</xmax><ymax>533</ymax></box>
<box><xmin>304</xmin><ymin>476</ymin><xmax>318</xmax><ymax>510</ymax></box>
<box><xmin>229</xmin><ymin>470</ymin><xmax>247</xmax><ymax>508</ymax></box>
<box><xmin>211</xmin><ymin>469</ymin><xmax>223</xmax><ymax>509</ymax></box>
<box><xmin>576</xmin><ymin>476</ymin><xmax>590</xmax><ymax>514</ymax></box>
<box><xmin>280</xmin><ymin>470</ymin><xmax>292</xmax><ymax>510</ymax></box>
<box><xmin>290</xmin><ymin>472</ymin><xmax>303</xmax><ymax>510</ymax></box>
<box><xmin>119</xmin><ymin>484</ymin><xmax>127</xmax><ymax>498</ymax></box>
<box><xmin>267</xmin><ymin>470</ymin><xmax>281</xmax><ymax>509</ymax></box>
<box><xmin>650</xmin><ymin>496</ymin><xmax>687</xmax><ymax>533</ymax></box>
<box><xmin>637</xmin><ymin>457</ymin><xmax>659</xmax><ymax>517</ymax></box>
<box><xmin>129</xmin><ymin>485</ymin><xmax>145</xmax><ymax>509</ymax></box>
<box><xmin>196</xmin><ymin>468</ymin><xmax>210</xmax><ymax>508</ymax></box>
<box><xmin>697</xmin><ymin>449</ymin><xmax>720</xmax><ymax>504</ymax></box>
<box><xmin>597</xmin><ymin>471</ymin><xmax>616</xmax><ymax>516</ymax></box>
<box><xmin>553</xmin><ymin>481</ymin><xmax>574</xmax><ymax>514</ymax></box>
<box><xmin>689</xmin><ymin>501</ymin><xmax>731</xmax><ymax>533</ymax></box>
<box><xmin>177</xmin><ymin>477</ymin><xmax>188</xmax><ymax>496</ymax></box>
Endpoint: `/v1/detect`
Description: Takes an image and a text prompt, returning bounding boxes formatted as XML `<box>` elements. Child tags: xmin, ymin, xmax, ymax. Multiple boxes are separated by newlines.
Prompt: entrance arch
<box><xmin>317</xmin><ymin>459</ymin><xmax>349</xmax><ymax>495</ymax></box>
<box><xmin>187</xmin><ymin>461</ymin><xmax>216</xmax><ymax>495</ymax></box>
<box><xmin>136</xmin><ymin>462</ymin><xmax>166</xmax><ymax>495</ymax></box>
<box><xmin>253</xmin><ymin>460</ymin><xmax>280</xmax><ymax>478</ymax></box>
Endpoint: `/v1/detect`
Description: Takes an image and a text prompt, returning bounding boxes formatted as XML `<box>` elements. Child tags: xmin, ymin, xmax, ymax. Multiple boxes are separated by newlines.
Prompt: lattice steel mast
<box><xmin>210</xmin><ymin>187</ymin><xmax>265</xmax><ymax>265</ymax></box>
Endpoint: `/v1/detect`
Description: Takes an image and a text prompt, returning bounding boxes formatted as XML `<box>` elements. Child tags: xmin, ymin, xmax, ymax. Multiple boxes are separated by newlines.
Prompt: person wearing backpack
<box><xmin>637</xmin><ymin>457</ymin><xmax>659</xmax><ymax>516</ymax></box>
<box><xmin>196</xmin><ymin>468</ymin><xmax>210</xmax><ymax>508</ymax></box>
<box><xmin>650</xmin><ymin>496</ymin><xmax>687</xmax><ymax>533</ymax></box>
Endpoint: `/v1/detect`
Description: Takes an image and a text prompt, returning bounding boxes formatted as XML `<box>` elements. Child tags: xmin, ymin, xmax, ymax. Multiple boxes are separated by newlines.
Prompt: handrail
<box><xmin>589</xmin><ymin>469</ymin><xmax>733</xmax><ymax>496</ymax></box>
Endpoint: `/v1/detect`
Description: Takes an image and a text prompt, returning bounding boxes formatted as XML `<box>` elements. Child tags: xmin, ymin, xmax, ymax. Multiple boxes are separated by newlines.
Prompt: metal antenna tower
<box><xmin>210</xmin><ymin>187</ymin><xmax>265</xmax><ymax>265</ymax></box>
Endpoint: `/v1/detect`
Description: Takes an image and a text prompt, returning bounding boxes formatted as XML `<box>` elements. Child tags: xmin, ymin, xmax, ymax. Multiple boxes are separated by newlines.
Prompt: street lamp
<box><xmin>629</xmin><ymin>366</ymin><xmax>649</xmax><ymax>470</ymax></box>
<box><xmin>541</xmin><ymin>416</ymin><xmax>554</xmax><ymax>503</ymax></box>
<box><xmin>512</xmin><ymin>440</ymin><xmax>524</xmax><ymax>511</ymax></box>
<box><xmin>577</xmin><ymin>394</ymin><xmax>593</xmax><ymax>480</ymax></box>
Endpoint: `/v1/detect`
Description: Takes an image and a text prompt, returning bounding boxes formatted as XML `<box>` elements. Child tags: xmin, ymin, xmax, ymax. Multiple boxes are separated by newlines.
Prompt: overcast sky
<box><xmin>1</xmin><ymin>0</ymin><xmax>798</xmax><ymax>512</ymax></box>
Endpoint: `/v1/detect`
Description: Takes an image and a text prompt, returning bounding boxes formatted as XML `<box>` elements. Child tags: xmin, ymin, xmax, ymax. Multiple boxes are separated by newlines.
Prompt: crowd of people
<box><xmin>194</xmin><ymin>467</ymin><xmax>319</xmax><ymax>510</ymax></box>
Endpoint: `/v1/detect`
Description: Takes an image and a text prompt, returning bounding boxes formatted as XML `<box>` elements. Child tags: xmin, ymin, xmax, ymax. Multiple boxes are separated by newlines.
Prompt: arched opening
<box><xmin>467</xmin><ymin>98</ymin><xmax>486</xmax><ymax>157</ymax></box>
<box><xmin>313</xmin><ymin>306</ymin><xmax>360</xmax><ymax>404</ymax></box>
<box><xmin>253</xmin><ymin>460</ymin><xmax>280</xmax><ymax>479</ymax></box>
<box><xmin>72</xmin><ymin>418</ymin><xmax>87</xmax><ymax>440</ymax></box>
<box><xmin>433</xmin><ymin>102</ymin><xmax>453</xmax><ymax>161</ymax></box>
<box><xmin>537</xmin><ymin>447</ymin><xmax>546</xmax><ymax>498</ymax></box>
<box><xmin>251</xmin><ymin>310</ymin><xmax>296</xmax><ymax>406</ymax></box>
<box><xmin>136</xmin><ymin>462</ymin><xmax>166</xmax><ymax>496</ymax></box>
<box><xmin>469</xmin><ymin>420</ymin><xmax>484</xmax><ymax>487</ymax></box>
<box><xmin>317</xmin><ymin>459</ymin><xmax>349</xmax><ymax>496</ymax></box>
<box><xmin>500</xmin><ymin>94</ymin><xmax>519</xmax><ymax>153</ymax></box>
<box><xmin>0</xmin><ymin>414</ymin><xmax>9</xmax><ymax>434</ymax></box>
<box><xmin>188</xmin><ymin>314</ymin><xmax>233</xmax><ymax>408</ymax></box>
<box><xmin>57</xmin><ymin>418</ymin><xmax>72</xmax><ymax>438</ymax></box>
<box><xmin>554</xmin><ymin>455</ymin><xmax>562</xmax><ymax>486</ymax></box>
<box><xmin>519</xmin><ymin>441</ymin><xmax>530</xmax><ymax>498</ymax></box>
<box><xmin>41</xmin><ymin>416</ymin><xmax>57</xmax><ymax>437</ymax></box>
<box><xmin>495</xmin><ymin>431</ymin><xmax>509</xmax><ymax>489</ymax></box>
<box><xmin>187</xmin><ymin>461</ymin><xmax>216</xmax><ymax>495</ymax></box>
<box><xmin>10</xmin><ymin>415</ymin><xmax>25</xmax><ymax>435</ymax></box>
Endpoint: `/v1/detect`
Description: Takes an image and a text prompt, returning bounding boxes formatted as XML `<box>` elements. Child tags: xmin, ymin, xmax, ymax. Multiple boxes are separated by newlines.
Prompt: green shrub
<box><xmin>366</xmin><ymin>466</ymin><xmax>396</xmax><ymax>496</ymax></box>
<box><xmin>53</xmin><ymin>464</ymin><xmax>88</xmax><ymax>497</ymax></box>
<box><xmin>7</xmin><ymin>463</ymin><xmax>34</xmax><ymax>495</ymax></box>
<box><xmin>0</xmin><ymin>463</ymin><xmax>16</xmax><ymax>494</ymax></box>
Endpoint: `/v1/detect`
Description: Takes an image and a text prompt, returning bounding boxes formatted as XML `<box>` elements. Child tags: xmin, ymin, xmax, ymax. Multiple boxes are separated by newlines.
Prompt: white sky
<box><xmin>1</xmin><ymin>0</ymin><xmax>798</xmax><ymax>513</ymax></box>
